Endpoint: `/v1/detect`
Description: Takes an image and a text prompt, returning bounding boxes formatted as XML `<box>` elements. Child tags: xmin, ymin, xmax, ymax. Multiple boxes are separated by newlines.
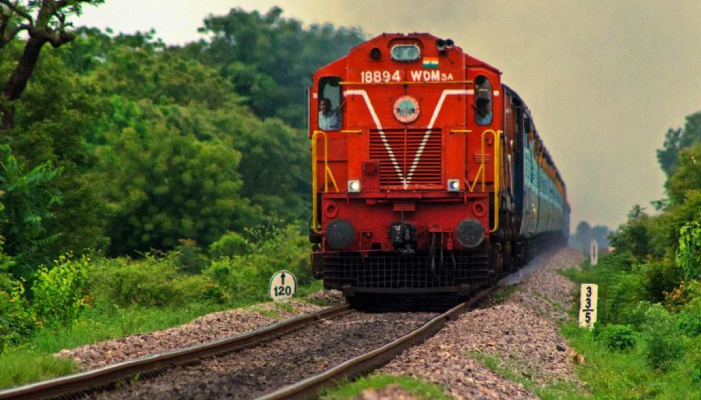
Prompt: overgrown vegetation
<box><xmin>0</xmin><ymin>3</ymin><xmax>364</xmax><ymax>388</ymax></box>
<box><xmin>556</xmin><ymin>109</ymin><xmax>701</xmax><ymax>398</ymax></box>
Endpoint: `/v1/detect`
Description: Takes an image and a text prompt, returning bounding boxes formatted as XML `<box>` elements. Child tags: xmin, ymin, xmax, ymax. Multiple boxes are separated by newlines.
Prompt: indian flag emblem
<box><xmin>423</xmin><ymin>57</ymin><xmax>439</xmax><ymax>69</ymax></box>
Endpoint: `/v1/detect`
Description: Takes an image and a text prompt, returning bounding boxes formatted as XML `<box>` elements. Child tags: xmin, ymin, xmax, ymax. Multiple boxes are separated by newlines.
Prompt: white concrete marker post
<box><xmin>579</xmin><ymin>284</ymin><xmax>598</xmax><ymax>329</ymax></box>
<box><xmin>590</xmin><ymin>239</ymin><xmax>598</xmax><ymax>266</ymax></box>
<box><xmin>269</xmin><ymin>270</ymin><xmax>297</xmax><ymax>302</ymax></box>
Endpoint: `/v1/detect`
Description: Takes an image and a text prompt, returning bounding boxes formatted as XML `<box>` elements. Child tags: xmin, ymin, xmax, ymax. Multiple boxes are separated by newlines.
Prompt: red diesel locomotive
<box><xmin>308</xmin><ymin>33</ymin><xmax>569</xmax><ymax>304</ymax></box>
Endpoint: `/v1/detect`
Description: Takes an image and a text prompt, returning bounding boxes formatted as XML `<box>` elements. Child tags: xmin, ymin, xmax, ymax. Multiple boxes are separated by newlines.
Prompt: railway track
<box><xmin>0</xmin><ymin>305</ymin><xmax>351</xmax><ymax>400</ymax></box>
<box><xmin>257</xmin><ymin>285</ymin><xmax>499</xmax><ymax>400</ymax></box>
<box><xmin>0</xmin><ymin>284</ymin><xmax>500</xmax><ymax>400</ymax></box>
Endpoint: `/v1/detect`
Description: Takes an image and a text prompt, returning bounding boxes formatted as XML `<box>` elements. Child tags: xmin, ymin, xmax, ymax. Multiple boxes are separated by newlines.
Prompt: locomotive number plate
<box><xmin>360</xmin><ymin>70</ymin><xmax>455</xmax><ymax>83</ymax></box>
<box><xmin>361</xmin><ymin>70</ymin><xmax>402</xmax><ymax>83</ymax></box>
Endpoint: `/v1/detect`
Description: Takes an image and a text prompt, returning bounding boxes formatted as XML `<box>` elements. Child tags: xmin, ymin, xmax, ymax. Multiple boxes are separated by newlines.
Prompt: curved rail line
<box><xmin>0</xmin><ymin>304</ymin><xmax>351</xmax><ymax>400</ymax></box>
<box><xmin>255</xmin><ymin>284</ymin><xmax>500</xmax><ymax>400</ymax></box>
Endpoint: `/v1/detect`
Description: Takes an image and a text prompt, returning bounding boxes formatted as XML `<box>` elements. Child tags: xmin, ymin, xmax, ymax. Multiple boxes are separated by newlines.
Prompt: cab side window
<box><xmin>318</xmin><ymin>77</ymin><xmax>343</xmax><ymax>131</ymax></box>
<box><xmin>474</xmin><ymin>75</ymin><xmax>493</xmax><ymax>126</ymax></box>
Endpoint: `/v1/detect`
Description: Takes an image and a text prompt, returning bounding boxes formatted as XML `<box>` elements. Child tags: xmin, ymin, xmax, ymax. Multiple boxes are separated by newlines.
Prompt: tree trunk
<box><xmin>1</xmin><ymin>36</ymin><xmax>46</xmax><ymax>131</ymax></box>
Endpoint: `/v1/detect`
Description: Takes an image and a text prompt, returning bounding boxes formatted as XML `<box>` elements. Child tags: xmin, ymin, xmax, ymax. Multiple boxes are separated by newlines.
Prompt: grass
<box><xmin>557</xmin><ymin>259</ymin><xmax>701</xmax><ymax>399</ymax></box>
<box><xmin>560</xmin><ymin>323</ymin><xmax>701</xmax><ymax>400</ymax></box>
<box><xmin>322</xmin><ymin>374</ymin><xmax>452</xmax><ymax>400</ymax></box>
<box><xmin>0</xmin><ymin>351</ymin><xmax>76</xmax><ymax>389</ymax></box>
<box><xmin>0</xmin><ymin>302</ymin><xmax>235</xmax><ymax>389</ymax></box>
<box><xmin>0</xmin><ymin>282</ymin><xmax>328</xmax><ymax>390</ymax></box>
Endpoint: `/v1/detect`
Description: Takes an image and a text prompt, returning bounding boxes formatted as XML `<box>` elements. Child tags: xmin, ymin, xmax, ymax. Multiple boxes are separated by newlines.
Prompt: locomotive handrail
<box><xmin>477</xmin><ymin>130</ymin><xmax>502</xmax><ymax>233</ymax></box>
<box><xmin>467</xmin><ymin>163</ymin><xmax>484</xmax><ymax>193</ymax></box>
<box><xmin>311</xmin><ymin>130</ymin><xmax>340</xmax><ymax>234</ymax></box>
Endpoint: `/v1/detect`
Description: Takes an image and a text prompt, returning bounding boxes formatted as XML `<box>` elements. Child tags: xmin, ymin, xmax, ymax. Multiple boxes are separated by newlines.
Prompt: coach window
<box><xmin>318</xmin><ymin>77</ymin><xmax>343</xmax><ymax>131</ymax></box>
<box><xmin>474</xmin><ymin>75</ymin><xmax>493</xmax><ymax>125</ymax></box>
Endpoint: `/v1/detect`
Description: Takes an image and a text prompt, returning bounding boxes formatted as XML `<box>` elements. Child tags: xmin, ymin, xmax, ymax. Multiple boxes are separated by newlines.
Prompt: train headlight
<box><xmin>456</xmin><ymin>219</ymin><xmax>485</xmax><ymax>248</ymax></box>
<box><xmin>348</xmin><ymin>180</ymin><xmax>361</xmax><ymax>193</ymax></box>
<box><xmin>447</xmin><ymin>179</ymin><xmax>460</xmax><ymax>192</ymax></box>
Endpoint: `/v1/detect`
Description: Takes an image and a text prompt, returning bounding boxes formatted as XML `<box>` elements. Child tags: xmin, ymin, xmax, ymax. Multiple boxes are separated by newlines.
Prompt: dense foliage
<box><xmin>561</xmin><ymin>107</ymin><xmax>701</xmax><ymax>398</ymax></box>
<box><xmin>185</xmin><ymin>7</ymin><xmax>364</xmax><ymax>128</ymax></box>
<box><xmin>0</xmin><ymin>5</ymin><xmax>363</xmax><ymax>361</ymax></box>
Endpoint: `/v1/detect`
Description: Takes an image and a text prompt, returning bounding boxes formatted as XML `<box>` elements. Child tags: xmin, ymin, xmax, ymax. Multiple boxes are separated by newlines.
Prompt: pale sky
<box><xmin>76</xmin><ymin>0</ymin><xmax>701</xmax><ymax>231</ymax></box>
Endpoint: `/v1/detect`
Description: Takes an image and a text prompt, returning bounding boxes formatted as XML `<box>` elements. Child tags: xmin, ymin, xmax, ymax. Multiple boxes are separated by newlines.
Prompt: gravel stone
<box><xmin>91</xmin><ymin>311</ymin><xmax>437</xmax><ymax>400</ymax></box>
<box><xmin>309</xmin><ymin>289</ymin><xmax>346</xmax><ymax>305</ymax></box>
<box><xmin>382</xmin><ymin>248</ymin><xmax>585</xmax><ymax>399</ymax></box>
<box><xmin>56</xmin><ymin>300</ymin><xmax>323</xmax><ymax>370</ymax></box>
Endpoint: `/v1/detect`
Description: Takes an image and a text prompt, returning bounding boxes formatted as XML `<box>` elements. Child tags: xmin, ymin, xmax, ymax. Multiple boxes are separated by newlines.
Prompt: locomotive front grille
<box><xmin>323</xmin><ymin>248</ymin><xmax>490</xmax><ymax>291</ymax></box>
<box><xmin>369</xmin><ymin>129</ymin><xmax>442</xmax><ymax>187</ymax></box>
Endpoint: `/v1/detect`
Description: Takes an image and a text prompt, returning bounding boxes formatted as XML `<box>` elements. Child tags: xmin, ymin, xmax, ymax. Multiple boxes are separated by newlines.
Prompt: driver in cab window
<box><xmin>318</xmin><ymin>98</ymin><xmax>341</xmax><ymax>130</ymax></box>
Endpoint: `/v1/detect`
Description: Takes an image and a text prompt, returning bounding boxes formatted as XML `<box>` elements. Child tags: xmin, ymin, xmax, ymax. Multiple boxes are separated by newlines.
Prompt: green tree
<box><xmin>187</xmin><ymin>6</ymin><xmax>364</xmax><ymax>127</ymax></box>
<box><xmin>571</xmin><ymin>220</ymin><xmax>591</xmax><ymax>252</ymax></box>
<box><xmin>657</xmin><ymin>111</ymin><xmax>701</xmax><ymax>182</ymax></box>
<box><xmin>207</xmin><ymin>108</ymin><xmax>310</xmax><ymax>221</ymax></box>
<box><xmin>610</xmin><ymin>206</ymin><xmax>654</xmax><ymax>259</ymax></box>
<box><xmin>0</xmin><ymin>144</ymin><xmax>61</xmax><ymax>279</ymax></box>
<box><xmin>12</xmin><ymin>44</ymin><xmax>108</xmax><ymax>253</ymax></box>
<box><xmin>668</xmin><ymin>144</ymin><xmax>701</xmax><ymax>205</ymax></box>
<box><xmin>93</xmin><ymin>99</ymin><xmax>258</xmax><ymax>255</ymax></box>
<box><xmin>88</xmin><ymin>32</ymin><xmax>311</xmax><ymax>222</ymax></box>
<box><xmin>0</xmin><ymin>0</ymin><xmax>104</xmax><ymax>130</ymax></box>
<box><xmin>676</xmin><ymin>221</ymin><xmax>701</xmax><ymax>280</ymax></box>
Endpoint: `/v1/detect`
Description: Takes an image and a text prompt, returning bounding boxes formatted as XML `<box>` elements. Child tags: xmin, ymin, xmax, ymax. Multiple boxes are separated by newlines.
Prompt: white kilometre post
<box><xmin>579</xmin><ymin>284</ymin><xmax>598</xmax><ymax>329</ymax></box>
<box><xmin>590</xmin><ymin>239</ymin><xmax>598</xmax><ymax>266</ymax></box>
<box><xmin>269</xmin><ymin>270</ymin><xmax>297</xmax><ymax>302</ymax></box>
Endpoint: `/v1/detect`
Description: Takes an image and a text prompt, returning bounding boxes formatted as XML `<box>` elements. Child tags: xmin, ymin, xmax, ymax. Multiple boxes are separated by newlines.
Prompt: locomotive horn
<box><xmin>445</xmin><ymin>39</ymin><xmax>454</xmax><ymax>49</ymax></box>
<box><xmin>436</xmin><ymin>39</ymin><xmax>447</xmax><ymax>51</ymax></box>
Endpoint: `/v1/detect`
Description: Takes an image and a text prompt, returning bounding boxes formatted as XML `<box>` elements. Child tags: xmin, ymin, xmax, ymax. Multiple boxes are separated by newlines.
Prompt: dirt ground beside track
<box><xmin>56</xmin><ymin>300</ymin><xmax>326</xmax><ymax>370</ymax></box>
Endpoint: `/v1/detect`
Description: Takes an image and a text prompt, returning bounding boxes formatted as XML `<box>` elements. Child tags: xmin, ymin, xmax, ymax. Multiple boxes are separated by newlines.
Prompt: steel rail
<box><xmin>256</xmin><ymin>284</ymin><xmax>500</xmax><ymax>400</ymax></box>
<box><xmin>0</xmin><ymin>304</ymin><xmax>351</xmax><ymax>400</ymax></box>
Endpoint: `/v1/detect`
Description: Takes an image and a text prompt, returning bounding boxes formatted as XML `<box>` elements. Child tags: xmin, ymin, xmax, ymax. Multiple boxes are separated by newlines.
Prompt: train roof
<box><xmin>503</xmin><ymin>84</ymin><xmax>566</xmax><ymax>190</ymax></box>
<box><xmin>325</xmin><ymin>32</ymin><xmax>503</xmax><ymax>75</ymax></box>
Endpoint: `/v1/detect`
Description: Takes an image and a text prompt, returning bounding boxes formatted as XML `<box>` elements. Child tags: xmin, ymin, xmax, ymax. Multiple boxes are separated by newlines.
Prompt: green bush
<box><xmin>205</xmin><ymin>225</ymin><xmax>310</xmax><ymax>302</ymax></box>
<box><xmin>620</xmin><ymin>301</ymin><xmax>654</xmax><ymax>330</ymax></box>
<box><xmin>208</xmin><ymin>231</ymin><xmax>250</xmax><ymax>259</ymax></box>
<box><xmin>31</xmin><ymin>254</ymin><xmax>89</xmax><ymax>327</ymax></box>
<box><xmin>173</xmin><ymin>239</ymin><xmax>209</xmax><ymax>275</ymax></box>
<box><xmin>88</xmin><ymin>253</ymin><xmax>207</xmax><ymax>308</ymax></box>
<box><xmin>640</xmin><ymin>304</ymin><xmax>684</xmax><ymax>370</ymax></box>
<box><xmin>677</xmin><ymin>313</ymin><xmax>701</xmax><ymax>337</ymax></box>
<box><xmin>640</xmin><ymin>258</ymin><xmax>683</xmax><ymax>304</ymax></box>
<box><xmin>664</xmin><ymin>280</ymin><xmax>701</xmax><ymax>314</ymax></box>
<box><xmin>676</xmin><ymin>221</ymin><xmax>701</xmax><ymax>280</ymax></box>
<box><xmin>0</xmin><ymin>278</ymin><xmax>37</xmax><ymax>350</ymax></box>
<box><xmin>594</xmin><ymin>324</ymin><xmax>637</xmax><ymax>351</ymax></box>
